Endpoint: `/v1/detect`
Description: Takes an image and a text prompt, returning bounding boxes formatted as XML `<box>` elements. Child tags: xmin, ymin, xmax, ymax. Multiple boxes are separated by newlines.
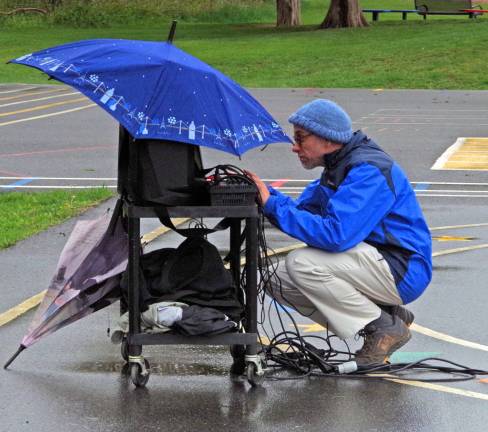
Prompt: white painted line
<box><xmin>281</xmin><ymin>191</ymin><xmax>488</xmax><ymax>198</ymax></box>
<box><xmin>427</xmin><ymin>169</ymin><xmax>488</xmax><ymax>172</ymax></box>
<box><xmin>430</xmin><ymin>222</ymin><xmax>488</xmax><ymax>231</ymax></box>
<box><xmin>262</xmin><ymin>179</ymin><xmax>310</xmax><ymax>182</ymax></box>
<box><xmin>412</xmin><ymin>181</ymin><xmax>488</xmax><ymax>185</ymax></box>
<box><xmin>0</xmin><ymin>177</ymin><xmax>117</xmax><ymax>181</ymax></box>
<box><xmin>411</xmin><ymin>323</ymin><xmax>488</xmax><ymax>352</ymax></box>
<box><xmin>274</xmin><ymin>187</ymin><xmax>488</xmax><ymax>193</ymax></box>
<box><xmin>0</xmin><ymin>87</ymin><xmax>37</xmax><ymax>95</ymax></box>
<box><xmin>275</xmin><ymin>187</ymin><xmax>306</xmax><ymax>190</ymax></box>
<box><xmin>1</xmin><ymin>177</ymin><xmax>488</xmax><ymax>186</ymax></box>
<box><xmin>356</xmin><ymin>121</ymin><xmax>488</xmax><ymax>126</ymax></box>
<box><xmin>367</xmin><ymin>114</ymin><xmax>488</xmax><ymax>119</ymax></box>
<box><xmin>386</xmin><ymin>379</ymin><xmax>488</xmax><ymax>401</ymax></box>
<box><xmin>376</xmin><ymin>108</ymin><xmax>488</xmax><ymax>112</ymax></box>
<box><xmin>411</xmin><ymin>194</ymin><xmax>488</xmax><ymax>197</ymax></box>
<box><xmin>415</xmin><ymin>189</ymin><xmax>488</xmax><ymax>193</ymax></box>
<box><xmin>0</xmin><ymin>91</ymin><xmax>80</xmax><ymax>108</ymax></box>
<box><xmin>0</xmin><ymin>104</ymin><xmax>96</xmax><ymax>127</ymax></box>
<box><xmin>0</xmin><ymin>88</ymin><xmax>64</xmax><ymax>101</ymax></box>
<box><xmin>0</xmin><ymin>185</ymin><xmax>117</xmax><ymax>189</ymax></box>
<box><xmin>432</xmin><ymin>243</ymin><xmax>488</xmax><ymax>257</ymax></box>
<box><xmin>432</xmin><ymin>138</ymin><xmax>465</xmax><ymax>170</ymax></box>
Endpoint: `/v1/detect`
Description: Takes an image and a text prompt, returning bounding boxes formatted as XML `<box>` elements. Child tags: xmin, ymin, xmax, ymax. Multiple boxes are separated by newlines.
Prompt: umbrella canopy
<box><xmin>10</xmin><ymin>39</ymin><xmax>292</xmax><ymax>156</ymax></box>
<box><xmin>4</xmin><ymin>212</ymin><xmax>128</xmax><ymax>370</ymax></box>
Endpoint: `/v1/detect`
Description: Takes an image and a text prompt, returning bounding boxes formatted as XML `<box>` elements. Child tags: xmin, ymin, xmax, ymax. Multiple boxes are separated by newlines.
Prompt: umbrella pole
<box><xmin>3</xmin><ymin>345</ymin><xmax>26</xmax><ymax>369</ymax></box>
<box><xmin>167</xmin><ymin>20</ymin><xmax>177</xmax><ymax>43</ymax></box>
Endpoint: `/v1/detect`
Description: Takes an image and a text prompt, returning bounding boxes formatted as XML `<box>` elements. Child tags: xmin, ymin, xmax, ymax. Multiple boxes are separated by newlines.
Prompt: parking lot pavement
<box><xmin>1</xmin><ymin>84</ymin><xmax>488</xmax><ymax>432</ymax></box>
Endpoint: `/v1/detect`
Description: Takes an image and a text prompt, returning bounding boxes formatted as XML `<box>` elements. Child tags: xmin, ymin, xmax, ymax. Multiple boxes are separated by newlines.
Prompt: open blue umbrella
<box><xmin>10</xmin><ymin>38</ymin><xmax>291</xmax><ymax>156</ymax></box>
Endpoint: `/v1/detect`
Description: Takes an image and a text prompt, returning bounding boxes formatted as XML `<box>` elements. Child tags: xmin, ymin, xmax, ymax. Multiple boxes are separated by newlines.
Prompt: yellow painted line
<box><xmin>0</xmin><ymin>218</ymin><xmax>189</xmax><ymax>328</ymax></box>
<box><xmin>385</xmin><ymin>378</ymin><xmax>488</xmax><ymax>401</ymax></box>
<box><xmin>140</xmin><ymin>218</ymin><xmax>189</xmax><ymax>245</ymax></box>
<box><xmin>410</xmin><ymin>323</ymin><xmax>488</xmax><ymax>352</ymax></box>
<box><xmin>258</xmin><ymin>335</ymin><xmax>291</xmax><ymax>351</ymax></box>
<box><xmin>0</xmin><ymin>97</ymin><xmax>87</xmax><ymax>118</ymax></box>
<box><xmin>0</xmin><ymin>104</ymin><xmax>96</xmax><ymax>127</ymax></box>
<box><xmin>0</xmin><ymin>290</ymin><xmax>46</xmax><ymax>327</ymax></box>
<box><xmin>0</xmin><ymin>88</ymin><xmax>63</xmax><ymax>102</ymax></box>
<box><xmin>432</xmin><ymin>235</ymin><xmax>474</xmax><ymax>242</ymax></box>
<box><xmin>432</xmin><ymin>137</ymin><xmax>488</xmax><ymax>171</ymax></box>
<box><xmin>295</xmin><ymin>323</ymin><xmax>326</xmax><ymax>332</ymax></box>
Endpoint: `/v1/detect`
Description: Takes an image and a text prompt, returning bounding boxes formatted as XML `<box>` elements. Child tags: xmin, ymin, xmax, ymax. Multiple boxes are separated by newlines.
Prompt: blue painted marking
<box><xmin>413</xmin><ymin>182</ymin><xmax>429</xmax><ymax>192</ymax></box>
<box><xmin>4</xmin><ymin>178</ymin><xmax>37</xmax><ymax>189</ymax></box>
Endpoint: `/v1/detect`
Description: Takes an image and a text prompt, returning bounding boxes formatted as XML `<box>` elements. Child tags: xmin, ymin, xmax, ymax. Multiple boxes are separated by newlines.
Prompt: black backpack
<box><xmin>120</xmin><ymin>236</ymin><xmax>244</xmax><ymax>322</ymax></box>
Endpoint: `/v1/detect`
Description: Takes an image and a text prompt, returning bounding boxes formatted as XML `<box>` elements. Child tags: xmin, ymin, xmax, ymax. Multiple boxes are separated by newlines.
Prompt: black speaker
<box><xmin>117</xmin><ymin>125</ymin><xmax>208</xmax><ymax>205</ymax></box>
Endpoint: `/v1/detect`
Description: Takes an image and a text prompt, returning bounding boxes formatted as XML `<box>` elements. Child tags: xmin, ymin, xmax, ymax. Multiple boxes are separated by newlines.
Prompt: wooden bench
<box><xmin>362</xmin><ymin>8</ymin><xmax>482</xmax><ymax>21</ymax></box>
<box><xmin>362</xmin><ymin>9</ymin><xmax>420</xmax><ymax>21</ymax></box>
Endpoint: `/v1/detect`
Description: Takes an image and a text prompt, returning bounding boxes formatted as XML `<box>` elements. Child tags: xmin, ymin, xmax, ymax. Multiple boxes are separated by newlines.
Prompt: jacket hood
<box><xmin>323</xmin><ymin>130</ymin><xmax>368</xmax><ymax>169</ymax></box>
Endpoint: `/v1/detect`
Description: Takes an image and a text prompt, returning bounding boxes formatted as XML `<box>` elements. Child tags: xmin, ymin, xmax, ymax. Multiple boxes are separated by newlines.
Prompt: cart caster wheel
<box><xmin>246</xmin><ymin>362</ymin><xmax>265</xmax><ymax>387</ymax></box>
<box><xmin>121</xmin><ymin>338</ymin><xmax>129</xmax><ymax>362</ymax></box>
<box><xmin>130</xmin><ymin>359</ymin><xmax>150</xmax><ymax>387</ymax></box>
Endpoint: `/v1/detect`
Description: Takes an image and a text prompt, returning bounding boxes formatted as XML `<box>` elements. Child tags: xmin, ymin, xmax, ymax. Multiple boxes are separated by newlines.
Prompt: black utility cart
<box><xmin>117</xmin><ymin>126</ymin><xmax>264</xmax><ymax>387</ymax></box>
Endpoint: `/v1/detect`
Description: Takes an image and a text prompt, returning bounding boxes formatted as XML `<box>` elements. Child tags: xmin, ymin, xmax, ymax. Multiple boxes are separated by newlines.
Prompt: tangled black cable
<box><xmin>205</xmin><ymin>164</ymin><xmax>255</xmax><ymax>187</ymax></box>
<box><xmin>238</xmin><ymin>176</ymin><xmax>488</xmax><ymax>384</ymax></box>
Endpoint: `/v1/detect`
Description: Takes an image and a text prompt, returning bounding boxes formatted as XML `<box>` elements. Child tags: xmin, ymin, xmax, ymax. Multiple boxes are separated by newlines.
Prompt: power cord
<box><xmin>240</xmin><ymin>175</ymin><xmax>488</xmax><ymax>384</ymax></box>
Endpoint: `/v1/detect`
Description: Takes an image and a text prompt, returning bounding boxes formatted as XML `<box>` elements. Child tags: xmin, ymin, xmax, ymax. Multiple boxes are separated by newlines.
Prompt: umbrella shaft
<box><xmin>3</xmin><ymin>345</ymin><xmax>26</xmax><ymax>369</ymax></box>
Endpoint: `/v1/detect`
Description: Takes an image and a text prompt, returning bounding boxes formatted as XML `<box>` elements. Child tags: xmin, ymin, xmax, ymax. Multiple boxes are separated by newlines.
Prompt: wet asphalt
<box><xmin>0</xmin><ymin>84</ymin><xmax>488</xmax><ymax>432</ymax></box>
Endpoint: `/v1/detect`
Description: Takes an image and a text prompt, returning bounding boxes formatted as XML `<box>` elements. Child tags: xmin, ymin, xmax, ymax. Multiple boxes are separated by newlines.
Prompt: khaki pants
<box><xmin>267</xmin><ymin>242</ymin><xmax>403</xmax><ymax>339</ymax></box>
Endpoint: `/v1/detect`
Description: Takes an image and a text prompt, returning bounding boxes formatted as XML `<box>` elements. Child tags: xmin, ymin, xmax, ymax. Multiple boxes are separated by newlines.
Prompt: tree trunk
<box><xmin>276</xmin><ymin>0</ymin><xmax>301</xmax><ymax>27</ymax></box>
<box><xmin>319</xmin><ymin>0</ymin><xmax>368</xmax><ymax>29</ymax></box>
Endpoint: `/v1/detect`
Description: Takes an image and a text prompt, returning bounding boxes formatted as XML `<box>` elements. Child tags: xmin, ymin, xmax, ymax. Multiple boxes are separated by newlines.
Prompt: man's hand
<box><xmin>244</xmin><ymin>170</ymin><xmax>270</xmax><ymax>206</ymax></box>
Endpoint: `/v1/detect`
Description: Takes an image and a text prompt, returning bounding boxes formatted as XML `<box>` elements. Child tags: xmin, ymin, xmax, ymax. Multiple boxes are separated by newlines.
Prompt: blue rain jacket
<box><xmin>263</xmin><ymin>131</ymin><xmax>432</xmax><ymax>304</ymax></box>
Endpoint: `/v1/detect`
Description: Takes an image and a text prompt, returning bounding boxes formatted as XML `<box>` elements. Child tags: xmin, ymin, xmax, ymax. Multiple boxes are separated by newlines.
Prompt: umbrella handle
<box><xmin>3</xmin><ymin>345</ymin><xmax>26</xmax><ymax>370</ymax></box>
<box><xmin>167</xmin><ymin>20</ymin><xmax>177</xmax><ymax>43</ymax></box>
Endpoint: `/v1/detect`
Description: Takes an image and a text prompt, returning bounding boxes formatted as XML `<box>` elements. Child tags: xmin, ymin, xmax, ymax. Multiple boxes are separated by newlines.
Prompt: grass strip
<box><xmin>1</xmin><ymin>17</ymin><xmax>488</xmax><ymax>89</ymax></box>
<box><xmin>0</xmin><ymin>188</ymin><xmax>114</xmax><ymax>249</ymax></box>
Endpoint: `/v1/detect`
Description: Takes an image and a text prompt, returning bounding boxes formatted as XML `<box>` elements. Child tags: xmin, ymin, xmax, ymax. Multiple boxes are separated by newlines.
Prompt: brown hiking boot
<box><xmin>355</xmin><ymin>310</ymin><xmax>411</xmax><ymax>366</ymax></box>
<box><xmin>379</xmin><ymin>304</ymin><xmax>415</xmax><ymax>327</ymax></box>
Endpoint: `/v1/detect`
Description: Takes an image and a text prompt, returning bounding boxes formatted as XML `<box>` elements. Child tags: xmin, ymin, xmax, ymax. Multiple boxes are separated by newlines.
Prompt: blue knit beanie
<box><xmin>288</xmin><ymin>99</ymin><xmax>353</xmax><ymax>144</ymax></box>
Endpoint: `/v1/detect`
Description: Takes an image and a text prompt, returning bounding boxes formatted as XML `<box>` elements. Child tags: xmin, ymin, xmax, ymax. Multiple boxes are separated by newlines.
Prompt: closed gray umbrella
<box><xmin>4</xmin><ymin>210</ymin><xmax>128</xmax><ymax>369</ymax></box>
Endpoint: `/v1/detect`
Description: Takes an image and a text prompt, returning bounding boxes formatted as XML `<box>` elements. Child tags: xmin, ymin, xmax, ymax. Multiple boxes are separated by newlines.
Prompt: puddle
<box><xmin>69</xmin><ymin>360</ymin><xmax>230</xmax><ymax>376</ymax></box>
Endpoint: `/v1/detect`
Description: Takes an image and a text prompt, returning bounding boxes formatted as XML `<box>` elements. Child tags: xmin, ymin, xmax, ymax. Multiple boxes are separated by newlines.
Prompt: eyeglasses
<box><xmin>293</xmin><ymin>131</ymin><xmax>313</xmax><ymax>146</ymax></box>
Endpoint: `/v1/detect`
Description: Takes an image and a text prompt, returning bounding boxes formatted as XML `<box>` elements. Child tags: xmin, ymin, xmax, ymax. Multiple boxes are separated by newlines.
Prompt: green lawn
<box><xmin>0</xmin><ymin>189</ymin><xmax>114</xmax><ymax>249</ymax></box>
<box><xmin>1</xmin><ymin>0</ymin><xmax>488</xmax><ymax>89</ymax></box>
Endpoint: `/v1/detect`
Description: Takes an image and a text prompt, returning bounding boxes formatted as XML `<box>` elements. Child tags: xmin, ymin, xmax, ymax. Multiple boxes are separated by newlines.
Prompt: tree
<box><xmin>42</xmin><ymin>0</ymin><xmax>64</xmax><ymax>11</ymax></box>
<box><xmin>319</xmin><ymin>0</ymin><xmax>368</xmax><ymax>29</ymax></box>
<box><xmin>276</xmin><ymin>0</ymin><xmax>301</xmax><ymax>27</ymax></box>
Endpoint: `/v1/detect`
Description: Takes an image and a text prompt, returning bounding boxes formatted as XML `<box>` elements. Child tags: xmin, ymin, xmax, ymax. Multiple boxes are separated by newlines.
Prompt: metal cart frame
<box><xmin>122</xmin><ymin>200</ymin><xmax>264</xmax><ymax>387</ymax></box>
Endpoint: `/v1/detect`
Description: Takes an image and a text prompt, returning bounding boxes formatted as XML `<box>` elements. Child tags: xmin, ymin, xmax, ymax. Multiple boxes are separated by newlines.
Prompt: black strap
<box><xmin>107</xmin><ymin>198</ymin><xmax>127</xmax><ymax>235</ymax></box>
<box><xmin>153</xmin><ymin>205</ymin><xmax>235</xmax><ymax>238</ymax></box>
